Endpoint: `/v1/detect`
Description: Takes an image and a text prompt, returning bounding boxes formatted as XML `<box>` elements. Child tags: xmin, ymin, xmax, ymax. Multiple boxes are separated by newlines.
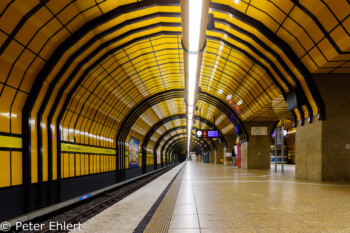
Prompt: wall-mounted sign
<box><xmin>251</xmin><ymin>127</ymin><xmax>268</xmax><ymax>135</ymax></box>
<box><xmin>196</xmin><ymin>130</ymin><xmax>219</xmax><ymax>138</ymax></box>
<box><xmin>61</xmin><ymin>142</ymin><xmax>116</xmax><ymax>155</ymax></box>
<box><xmin>276</xmin><ymin>127</ymin><xmax>283</xmax><ymax>148</ymax></box>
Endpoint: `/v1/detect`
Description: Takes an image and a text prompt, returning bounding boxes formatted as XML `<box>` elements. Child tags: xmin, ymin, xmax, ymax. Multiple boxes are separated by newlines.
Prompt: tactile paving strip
<box><xmin>143</xmin><ymin>164</ymin><xmax>186</xmax><ymax>233</ymax></box>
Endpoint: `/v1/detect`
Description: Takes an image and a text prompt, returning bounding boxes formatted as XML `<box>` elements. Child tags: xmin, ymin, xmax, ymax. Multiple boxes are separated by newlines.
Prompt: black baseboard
<box><xmin>147</xmin><ymin>165</ymin><xmax>154</xmax><ymax>172</ymax></box>
<box><xmin>125</xmin><ymin>167</ymin><xmax>142</xmax><ymax>179</ymax></box>
<box><xmin>61</xmin><ymin>171</ymin><xmax>117</xmax><ymax>201</ymax></box>
<box><xmin>0</xmin><ymin>186</ymin><xmax>25</xmax><ymax>221</ymax></box>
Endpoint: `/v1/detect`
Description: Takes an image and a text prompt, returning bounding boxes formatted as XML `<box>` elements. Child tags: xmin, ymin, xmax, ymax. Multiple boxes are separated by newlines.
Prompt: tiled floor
<box><xmin>168</xmin><ymin>161</ymin><xmax>350</xmax><ymax>233</ymax></box>
<box><xmin>70</xmin><ymin>163</ymin><xmax>185</xmax><ymax>233</ymax></box>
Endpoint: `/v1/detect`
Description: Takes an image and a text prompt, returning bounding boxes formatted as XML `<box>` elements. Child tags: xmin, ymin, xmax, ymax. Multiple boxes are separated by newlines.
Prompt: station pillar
<box><xmin>209</xmin><ymin>142</ymin><xmax>216</xmax><ymax>164</ymax></box>
<box><xmin>213</xmin><ymin>150</ymin><xmax>217</xmax><ymax>164</ymax></box>
<box><xmin>241</xmin><ymin>121</ymin><xmax>276</xmax><ymax>169</ymax></box>
<box><xmin>214</xmin><ymin>140</ymin><xmax>224</xmax><ymax>164</ymax></box>
<box><xmin>223</xmin><ymin>134</ymin><xmax>236</xmax><ymax>165</ymax></box>
<box><xmin>296</xmin><ymin>74</ymin><xmax>350</xmax><ymax>181</ymax></box>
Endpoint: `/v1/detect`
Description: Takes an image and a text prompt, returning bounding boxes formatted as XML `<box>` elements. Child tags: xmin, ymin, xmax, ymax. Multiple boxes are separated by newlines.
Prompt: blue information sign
<box><xmin>207</xmin><ymin>130</ymin><xmax>218</xmax><ymax>137</ymax></box>
<box><xmin>196</xmin><ymin>130</ymin><xmax>219</xmax><ymax>138</ymax></box>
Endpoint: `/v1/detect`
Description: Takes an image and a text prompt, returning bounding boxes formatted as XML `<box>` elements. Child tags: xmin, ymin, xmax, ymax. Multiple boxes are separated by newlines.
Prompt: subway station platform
<box><xmin>2</xmin><ymin>1</ymin><xmax>350</xmax><ymax>229</ymax></box>
<box><xmin>74</xmin><ymin>161</ymin><xmax>350</xmax><ymax>233</ymax></box>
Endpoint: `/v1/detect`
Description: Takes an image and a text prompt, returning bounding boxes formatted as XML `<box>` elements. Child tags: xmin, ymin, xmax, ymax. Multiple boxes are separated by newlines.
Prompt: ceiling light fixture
<box><xmin>181</xmin><ymin>0</ymin><xmax>210</xmax><ymax>156</ymax></box>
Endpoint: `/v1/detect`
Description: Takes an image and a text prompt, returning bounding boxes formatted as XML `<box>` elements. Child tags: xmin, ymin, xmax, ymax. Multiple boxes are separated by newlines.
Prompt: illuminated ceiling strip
<box><xmin>181</xmin><ymin>0</ymin><xmax>210</xmax><ymax>154</ymax></box>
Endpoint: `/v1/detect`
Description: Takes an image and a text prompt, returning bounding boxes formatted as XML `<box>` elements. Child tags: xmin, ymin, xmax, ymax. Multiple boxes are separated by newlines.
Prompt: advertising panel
<box><xmin>128</xmin><ymin>137</ymin><xmax>140</xmax><ymax>167</ymax></box>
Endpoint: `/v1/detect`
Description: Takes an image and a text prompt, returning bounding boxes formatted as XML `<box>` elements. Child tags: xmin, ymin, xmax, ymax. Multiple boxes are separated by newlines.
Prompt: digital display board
<box><xmin>196</xmin><ymin>130</ymin><xmax>219</xmax><ymax>138</ymax></box>
<box><xmin>207</xmin><ymin>130</ymin><xmax>218</xmax><ymax>137</ymax></box>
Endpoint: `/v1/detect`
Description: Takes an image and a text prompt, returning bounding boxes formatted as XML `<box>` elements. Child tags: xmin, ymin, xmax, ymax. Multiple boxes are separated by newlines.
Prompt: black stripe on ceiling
<box><xmin>50</xmin><ymin>32</ymin><xmax>181</xmax><ymax>185</ymax></box>
<box><xmin>213</xmin><ymin>21</ymin><xmax>314</xmax><ymax>118</ymax></box>
<box><xmin>142</xmin><ymin>114</ymin><xmax>219</xmax><ymax>150</ymax></box>
<box><xmin>152</xmin><ymin>117</ymin><xmax>220</xmax><ymax>155</ymax></box>
<box><xmin>32</xmin><ymin>9</ymin><xmax>316</xmax><ymax>168</ymax></box>
<box><xmin>202</xmin><ymin>47</ymin><xmax>272</xmax><ymax>108</ymax></box>
<box><xmin>208</xmin><ymin>29</ymin><xmax>313</xmax><ymax>120</ymax></box>
<box><xmin>22</xmin><ymin>3</ymin><xmax>182</xmax><ymax>201</ymax></box>
<box><xmin>290</xmin><ymin>0</ymin><xmax>348</xmax><ymax>55</ymax></box>
<box><xmin>291</xmin><ymin>110</ymin><xmax>297</xmax><ymax>127</ymax></box>
<box><xmin>116</xmin><ymin>89</ymin><xmax>243</xmax><ymax>144</ymax></box>
<box><xmin>63</xmin><ymin>41</ymin><xmax>276</xmax><ymax>140</ymax></box>
<box><xmin>116</xmin><ymin>89</ymin><xmax>243</xmax><ymax>172</ymax></box>
<box><xmin>161</xmin><ymin>130</ymin><xmax>211</xmax><ymax>155</ymax></box>
<box><xmin>161</xmin><ymin>133</ymin><xmax>209</xmax><ymax>158</ymax></box>
<box><xmin>153</xmin><ymin>125</ymin><xmax>211</xmax><ymax>158</ymax></box>
<box><xmin>155</xmin><ymin>126</ymin><xmax>213</xmax><ymax>158</ymax></box>
<box><xmin>47</xmin><ymin>21</ymin><xmax>294</xmax><ymax>159</ymax></box>
<box><xmin>142</xmin><ymin>115</ymin><xmax>218</xmax><ymax>170</ymax></box>
<box><xmin>113</xmin><ymin>88</ymin><xmax>245</xmax><ymax>178</ymax></box>
<box><xmin>212</xmin><ymin>24</ymin><xmax>292</xmax><ymax>90</ymax></box>
<box><xmin>20</xmin><ymin>0</ymin><xmax>331</xmax><ymax>208</ymax></box>
<box><xmin>47</xmin><ymin>24</ymin><xmax>291</xmax><ymax>147</ymax></box>
<box><xmin>197</xmin><ymin>91</ymin><xmax>249</xmax><ymax>141</ymax></box>
<box><xmin>32</xmin><ymin>17</ymin><xmax>309</xmax><ymax>186</ymax></box>
<box><xmin>211</xmin><ymin>2</ymin><xmax>325</xmax><ymax>120</ymax></box>
<box><xmin>24</xmin><ymin>5</ymin><xmax>181</xmax><ymax>121</ymax></box>
<box><xmin>21</xmin><ymin>2</ymin><xmax>328</xmax><ymax>177</ymax></box>
<box><xmin>167</xmin><ymin>139</ymin><xmax>205</xmax><ymax>156</ymax></box>
<box><xmin>114</xmin><ymin>90</ymin><xmax>184</xmax><ymax>180</ymax></box>
<box><xmin>166</xmin><ymin>138</ymin><xmax>206</xmax><ymax>157</ymax></box>
<box><xmin>0</xmin><ymin>0</ymin><xmax>50</xmax><ymax>56</ymax></box>
<box><xmin>0</xmin><ymin>1</ymin><xmax>14</xmax><ymax>18</ymax></box>
<box><xmin>171</xmin><ymin>141</ymin><xmax>202</xmax><ymax>152</ymax></box>
<box><xmin>170</xmin><ymin>142</ymin><xmax>202</xmax><ymax>156</ymax></box>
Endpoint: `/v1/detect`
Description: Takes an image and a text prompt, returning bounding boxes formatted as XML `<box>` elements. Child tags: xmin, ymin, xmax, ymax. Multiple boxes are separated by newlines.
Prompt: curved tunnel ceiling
<box><xmin>167</xmin><ymin>138</ymin><xmax>207</xmax><ymax>155</ymax></box>
<box><xmin>161</xmin><ymin>132</ymin><xmax>211</xmax><ymax>155</ymax></box>
<box><xmin>142</xmin><ymin>114</ymin><xmax>224</xmax><ymax>154</ymax></box>
<box><xmin>171</xmin><ymin>141</ymin><xmax>203</xmax><ymax>155</ymax></box>
<box><xmin>168</xmin><ymin>139</ymin><xmax>207</xmax><ymax>156</ymax></box>
<box><xmin>0</xmin><ymin>0</ymin><xmax>349</xmax><ymax>183</ymax></box>
<box><xmin>138</xmin><ymin>108</ymin><xmax>227</xmax><ymax>151</ymax></box>
<box><xmin>141</xmin><ymin>115</ymin><xmax>215</xmax><ymax>154</ymax></box>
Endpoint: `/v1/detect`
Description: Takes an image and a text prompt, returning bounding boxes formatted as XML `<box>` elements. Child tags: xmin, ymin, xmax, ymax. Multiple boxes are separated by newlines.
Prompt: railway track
<box><xmin>16</xmin><ymin>165</ymin><xmax>176</xmax><ymax>233</ymax></box>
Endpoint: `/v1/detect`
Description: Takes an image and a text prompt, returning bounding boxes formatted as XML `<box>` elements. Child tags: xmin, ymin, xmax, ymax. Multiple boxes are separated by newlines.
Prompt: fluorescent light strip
<box><xmin>188</xmin><ymin>0</ymin><xmax>203</xmax><ymax>51</ymax></box>
<box><xmin>184</xmin><ymin>0</ymin><xmax>208</xmax><ymax>154</ymax></box>
<box><xmin>187</xmin><ymin>54</ymin><xmax>198</xmax><ymax>106</ymax></box>
<box><xmin>187</xmin><ymin>49</ymin><xmax>199</xmax><ymax>150</ymax></box>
